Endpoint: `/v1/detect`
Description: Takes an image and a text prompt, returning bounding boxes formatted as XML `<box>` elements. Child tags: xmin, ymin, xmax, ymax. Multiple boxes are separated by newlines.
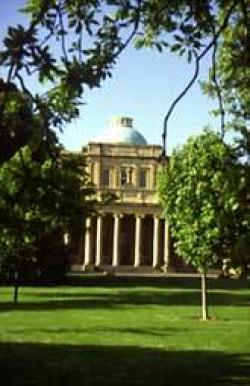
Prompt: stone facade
<box><xmin>71</xmin><ymin>116</ymin><xmax>170</xmax><ymax>272</ymax></box>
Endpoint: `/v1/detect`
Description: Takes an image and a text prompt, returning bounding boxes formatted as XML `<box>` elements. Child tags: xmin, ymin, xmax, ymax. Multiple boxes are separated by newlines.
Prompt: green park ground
<box><xmin>0</xmin><ymin>275</ymin><xmax>249</xmax><ymax>385</ymax></box>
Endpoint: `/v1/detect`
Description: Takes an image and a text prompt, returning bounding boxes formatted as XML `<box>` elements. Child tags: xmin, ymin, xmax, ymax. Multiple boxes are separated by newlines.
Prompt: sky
<box><xmin>1</xmin><ymin>1</ymin><xmax>221</xmax><ymax>154</ymax></box>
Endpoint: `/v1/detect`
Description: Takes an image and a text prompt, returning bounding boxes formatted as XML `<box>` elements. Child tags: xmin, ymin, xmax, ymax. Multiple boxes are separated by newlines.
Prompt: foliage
<box><xmin>199</xmin><ymin>1</ymin><xmax>250</xmax><ymax>275</ymax></box>
<box><xmin>158</xmin><ymin>131</ymin><xmax>248</xmax><ymax>318</ymax></box>
<box><xmin>202</xmin><ymin>1</ymin><xmax>249</xmax><ymax>119</ymax></box>
<box><xmin>230</xmin><ymin>232</ymin><xmax>250</xmax><ymax>276</ymax></box>
<box><xmin>0</xmin><ymin>73</ymin><xmax>96</xmax><ymax>288</ymax></box>
<box><xmin>0</xmin><ymin>80</ymin><xmax>37</xmax><ymax>165</ymax></box>
<box><xmin>0</xmin><ymin>1</ymin><xmax>248</xmax><ymax>287</ymax></box>
<box><xmin>0</xmin><ymin>0</ymin><xmax>142</xmax><ymax>162</ymax></box>
<box><xmin>200</xmin><ymin>1</ymin><xmax>249</xmax><ymax>160</ymax></box>
<box><xmin>0</xmin><ymin>145</ymin><xmax>95</xmax><ymax>283</ymax></box>
<box><xmin>229</xmin><ymin>162</ymin><xmax>250</xmax><ymax>275</ymax></box>
<box><xmin>1</xmin><ymin>1</ymin><xmax>247</xmax><ymax>157</ymax></box>
<box><xmin>158</xmin><ymin>131</ymin><xmax>247</xmax><ymax>268</ymax></box>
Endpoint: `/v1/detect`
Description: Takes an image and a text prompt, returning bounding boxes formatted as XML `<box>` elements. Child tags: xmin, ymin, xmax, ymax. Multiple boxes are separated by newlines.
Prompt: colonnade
<box><xmin>84</xmin><ymin>214</ymin><xmax>170</xmax><ymax>269</ymax></box>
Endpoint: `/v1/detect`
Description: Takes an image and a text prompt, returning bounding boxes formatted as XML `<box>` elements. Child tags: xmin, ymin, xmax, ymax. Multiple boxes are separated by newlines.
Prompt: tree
<box><xmin>158</xmin><ymin>131</ymin><xmax>245</xmax><ymax>320</ymax></box>
<box><xmin>0</xmin><ymin>0</ymin><xmax>248</xmax><ymax>295</ymax></box>
<box><xmin>199</xmin><ymin>0</ymin><xmax>249</xmax><ymax>179</ymax></box>
<box><xmin>200</xmin><ymin>2</ymin><xmax>250</xmax><ymax>273</ymax></box>
<box><xmin>229</xmin><ymin>162</ymin><xmax>250</xmax><ymax>276</ymax></box>
<box><xmin>132</xmin><ymin>1</ymin><xmax>248</xmax><ymax>152</ymax></box>
<box><xmin>201</xmin><ymin>1</ymin><xmax>249</xmax><ymax>121</ymax></box>
<box><xmin>1</xmin><ymin>1</ymin><xmax>247</xmax><ymax>157</ymax></box>
<box><xmin>0</xmin><ymin>80</ymin><xmax>37</xmax><ymax>164</ymax></box>
<box><xmin>0</xmin><ymin>145</ymin><xmax>95</xmax><ymax>302</ymax></box>
<box><xmin>0</xmin><ymin>75</ymin><xmax>96</xmax><ymax>300</ymax></box>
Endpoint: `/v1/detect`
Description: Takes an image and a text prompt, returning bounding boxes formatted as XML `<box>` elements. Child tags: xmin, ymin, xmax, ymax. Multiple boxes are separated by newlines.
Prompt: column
<box><xmin>95</xmin><ymin>215</ymin><xmax>103</xmax><ymax>266</ymax></box>
<box><xmin>150</xmin><ymin>165</ymin><xmax>156</xmax><ymax>189</ymax></box>
<box><xmin>63</xmin><ymin>232</ymin><xmax>70</xmax><ymax>246</ymax></box>
<box><xmin>153</xmin><ymin>216</ymin><xmax>160</xmax><ymax>268</ymax></box>
<box><xmin>134</xmin><ymin>215</ymin><xmax>142</xmax><ymax>267</ymax></box>
<box><xmin>84</xmin><ymin>217</ymin><xmax>92</xmax><ymax>266</ymax></box>
<box><xmin>95</xmin><ymin>160</ymin><xmax>101</xmax><ymax>188</ymax></box>
<box><xmin>112</xmin><ymin>214</ymin><xmax>121</xmax><ymax>267</ymax></box>
<box><xmin>163</xmin><ymin>220</ymin><xmax>170</xmax><ymax>272</ymax></box>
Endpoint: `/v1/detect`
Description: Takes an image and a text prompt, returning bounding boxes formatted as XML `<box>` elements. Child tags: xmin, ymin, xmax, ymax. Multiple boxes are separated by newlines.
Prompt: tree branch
<box><xmin>79</xmin><ymin>28</ymin><xmax>83</xmax><ymax>63</ymax></box>
<box><xmin>197</xmin><ymin>0</ymin><xmax>240</xmax><ymax>62</ymax></box>
<box><xmin>15</xmin><ymin>72</ymin><xmax>33</xmax><ymax>100</ymax></box>
<box><xmin>27</xmin><ymin>0</ymin><xmax>51</xmax><ymax>35</ymax></box>
<box><xmin>18</xmin><ymin>148</ymin><xmax>30</xmax><ymax>180</ymax></box>
<box><xmin>162</xmin><ymin>0</ymin><xmax>240</xmax><ymax>154</ymax></box>
<box><xmin>240</xmin><ymin>0</ymin><xmax>248</xmax><ymax>30</ymax></box>
<box><xmin>58</xmin><ymin>0</ymin><xmax>68</xmax><ymax>64</ymax></box>
<box><xmin>211</xmin><ymin>28</ymin><xmax>225</xmax><ymax>139</ymax></box>
<box><xmin>0</xmin><ymin>64</ymin><xmax>15</xmax><ymax>120</ymax></box>
<box><xmin>40</xmin><ymin>30</ymin><xmax>54</xmax><ymax>48</ymax></box>
<box><xmin>162</xmin><ymin>52</ymin><xmax>199</xmax><ymax>156</ymax></box>
<box><xmin>113</xmin><ymin>0</ymin><xmax>142</xmax><ymax>60</ymax></box>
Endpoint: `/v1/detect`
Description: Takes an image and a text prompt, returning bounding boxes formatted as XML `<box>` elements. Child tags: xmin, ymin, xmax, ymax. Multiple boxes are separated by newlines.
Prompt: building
<box><xmin>71</xmin><ymin>116</ymin><xmax>170</xmax><ymax>272</ymax></box>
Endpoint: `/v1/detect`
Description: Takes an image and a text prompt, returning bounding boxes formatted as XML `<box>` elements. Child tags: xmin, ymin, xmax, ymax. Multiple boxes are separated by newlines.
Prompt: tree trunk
<box><xmin>13</xmin><ymin>270</ymin><xmax>19</xmax><ymax>304</ymax></box>
<box><xmin>201</xmin><ymin>267</ymin><xmax>208</xmax><ymax>320</ymax></box>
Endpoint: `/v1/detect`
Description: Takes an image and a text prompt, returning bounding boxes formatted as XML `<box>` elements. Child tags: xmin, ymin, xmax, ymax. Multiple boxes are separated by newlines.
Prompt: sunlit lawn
<box><xmin>0</xmin><ymin>276</ymin><xmax>249</xmax><ymax>385</ymax></box>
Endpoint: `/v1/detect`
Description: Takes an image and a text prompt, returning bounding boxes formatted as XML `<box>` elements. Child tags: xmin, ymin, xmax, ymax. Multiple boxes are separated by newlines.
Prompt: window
<box><xmin>121</xmin><ymin>168</ymin><xmax>127</xmax><ymax>186</ymax></box>
<box><xmin>128</xmin><ymin>168</ymin><xmax>133</xmax><ymax>184</ymax></box>
<box><xmin>102</xmin><ymin>169</ymin><xmax>110</xmax><ymax>187</ymax></box>
<box><xmin>139</xmin><ymin>169</ymin><xmax>147</xmax><ymax>188</ymax></box>
<box><xmin>120</xmin><ymin>167</ymin><xmax>133</xmax><ymax>186</ymax></box>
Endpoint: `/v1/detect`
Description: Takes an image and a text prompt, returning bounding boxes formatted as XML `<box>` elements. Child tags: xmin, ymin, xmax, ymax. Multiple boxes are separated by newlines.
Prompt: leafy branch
<box><xmin>162</xmin><ymin>0</ymin><xmax>240</xmax><ymax>155</ymax></box>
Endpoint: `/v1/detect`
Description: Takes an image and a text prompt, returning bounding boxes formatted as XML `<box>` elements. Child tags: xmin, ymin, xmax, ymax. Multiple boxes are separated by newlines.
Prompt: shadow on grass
<box><xmin>67</xmin><ymin>275</ymin><xmax>250</xmax><ymax>290</ymax></box>
<box><xmin>4</xmin><ymin>326</ymin><xmax>177</xmax><ymax>338</ymax></box>
<box><xmin>0</xmin><ymin>287</ymin><xmax>249</xmax><ymax>312</ymax></box>
<box><xmin>0</xmin><ymin>342</ymin><xmax>249</xmax><ymax>386</ymax></box>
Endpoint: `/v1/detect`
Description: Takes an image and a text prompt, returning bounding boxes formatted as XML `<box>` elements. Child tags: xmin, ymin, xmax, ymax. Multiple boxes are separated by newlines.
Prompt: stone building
<box><xmin>71</xmin><ymin>116</ymin><xmax>170</xmax><ymax>272</ymax></box>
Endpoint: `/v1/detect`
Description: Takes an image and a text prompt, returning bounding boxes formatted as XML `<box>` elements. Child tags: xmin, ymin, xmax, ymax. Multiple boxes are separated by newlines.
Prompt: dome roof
<box><xmin>95</xmin><ymin>116</ymin><xmax>147</xmax><ymax>146</ymax></box>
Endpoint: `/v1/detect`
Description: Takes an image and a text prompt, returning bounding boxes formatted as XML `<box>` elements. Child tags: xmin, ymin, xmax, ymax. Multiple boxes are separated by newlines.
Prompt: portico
<box><xmin>83</xmin><ymin>212</ymin><xmax>170</xmax><ymax>270</ymax></box>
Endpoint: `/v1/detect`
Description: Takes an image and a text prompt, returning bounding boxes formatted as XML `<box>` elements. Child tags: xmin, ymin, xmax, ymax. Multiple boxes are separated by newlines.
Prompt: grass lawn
<box><xmin>0</xmin><ymin>276</ymin><xmax>249</xmax><ymax>385</ymax></box>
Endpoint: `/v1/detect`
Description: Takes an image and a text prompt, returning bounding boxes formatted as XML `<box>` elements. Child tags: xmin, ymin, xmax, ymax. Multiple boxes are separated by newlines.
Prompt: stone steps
<box><xmin>101</xmin><ymin>265</ymin><xmax>160</xmax><ymax>275</ymax></box>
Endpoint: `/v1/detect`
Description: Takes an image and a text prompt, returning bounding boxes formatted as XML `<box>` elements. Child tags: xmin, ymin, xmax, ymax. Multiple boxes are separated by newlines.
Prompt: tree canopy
<box><xmin>0</xmin><ymin>144</ymin><xmax>95</xmax><ymax>285</ymax></box>
<box><xmin>158</xmin><ymin>130</ymin><xmax>247</xmax><ymax>319</ymax></box>
<box><xmin>200</xmin><ymin>1</ymin><xmax>249</xmax><ymax>159</ymax></box>
<box><xmin>0</xmin><ymin>1</ymin><xmax>248</xmax><ymax>156</ymax></box>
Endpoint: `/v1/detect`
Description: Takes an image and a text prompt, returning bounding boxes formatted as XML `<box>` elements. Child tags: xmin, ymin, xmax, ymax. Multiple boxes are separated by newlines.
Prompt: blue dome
<box><xmin>95</xmin><ymin>116</ymin><xmax>147</xmax><ymax>146</ymax></box>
